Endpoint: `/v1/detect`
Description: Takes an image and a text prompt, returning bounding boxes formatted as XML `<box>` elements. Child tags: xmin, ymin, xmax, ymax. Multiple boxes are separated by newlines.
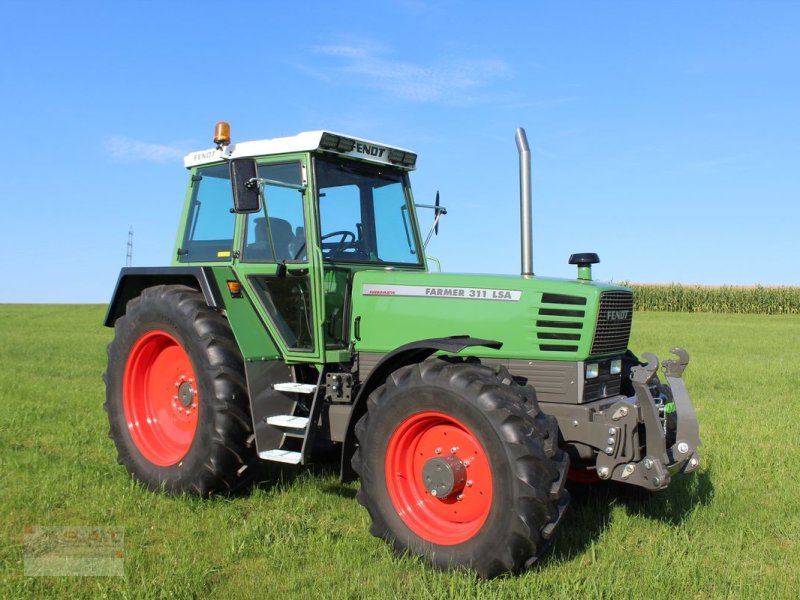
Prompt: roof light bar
<box><xmin>319</xmin><ymin>133</ymin><xmax>356</xmax><ymax>153</ymax></box>
<box><xmin>388</xmin><ymin>148</ymin><xmax>417</xmax><ymax>168</ymax></box>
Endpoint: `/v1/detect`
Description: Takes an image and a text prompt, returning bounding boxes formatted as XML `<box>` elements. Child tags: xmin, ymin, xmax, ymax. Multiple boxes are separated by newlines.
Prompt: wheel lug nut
<box><xmin>430</xmin><ymin>489</ymin><xmax>437</xmax><ymax>497</ymax></box>
<box><xmin>466</xmin><ymin>480</ymin><xmax>473</xmax><ymax>487</ymax></box>
<box><xmin>450</xmin><ymin>446</ymin><xmax>459</xmax><ymax>454</ymax></box>
<box><xmin>434</xmin><ymin>448</ymin><xmax>442</xmax><ymax>455</ymax></box>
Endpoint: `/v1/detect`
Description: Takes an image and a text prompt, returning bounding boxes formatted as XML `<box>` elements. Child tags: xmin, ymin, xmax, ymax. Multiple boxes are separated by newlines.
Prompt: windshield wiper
<box><xmin>399</xmin><ymin>206</ymin><xmax>416</xmax><ymax>255</ymax></box>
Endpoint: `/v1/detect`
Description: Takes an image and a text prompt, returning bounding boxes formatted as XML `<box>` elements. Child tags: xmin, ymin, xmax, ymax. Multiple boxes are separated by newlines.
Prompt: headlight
<box><xmin>610</xmin><ymin>359</ymin><xmax>622</xmax><ymax>375</ymax></box>
<box><xmin>586</xmin><ymin>363</ymin><xmax>599</xmax><ymax>379</ymax></box>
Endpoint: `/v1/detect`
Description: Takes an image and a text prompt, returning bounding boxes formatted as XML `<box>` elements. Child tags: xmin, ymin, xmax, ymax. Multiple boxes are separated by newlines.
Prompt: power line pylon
<box><xmin>126</xmin><ymin>227</ymin><xmax>133</xmax><ymax>267</ymax></box>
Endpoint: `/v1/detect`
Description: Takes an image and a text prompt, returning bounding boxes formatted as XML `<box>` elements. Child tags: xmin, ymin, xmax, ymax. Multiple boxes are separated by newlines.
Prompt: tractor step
<box><xmin>266</xmin><ymin>415</ymin><xmax>309</xmax><ymax>429</ymax></box>
<box><xmin>258</xmin><ymin>449</ymin><xmax>303</xmax><ymax>464</ymax></box>
<box><xmin>273</xmin><ymin>383</ymin><xmax>317</xmax><ymax>394</ymax></box>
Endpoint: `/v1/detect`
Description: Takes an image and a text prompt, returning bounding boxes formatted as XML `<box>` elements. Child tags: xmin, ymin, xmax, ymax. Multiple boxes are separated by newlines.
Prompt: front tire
<box><xmin>352</xmin><ymin>358</ymin><xmax>569</xmax><ymax>577</ymax></box>
<box><xmin>104</xmin><ymin>285</ymin><xmax>255</xmax><ymax>496</ymax></box>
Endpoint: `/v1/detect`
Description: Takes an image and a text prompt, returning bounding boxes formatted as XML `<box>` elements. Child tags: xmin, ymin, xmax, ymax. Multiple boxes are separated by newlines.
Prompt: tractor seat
<box><xmin>248</xmin><ymin>217</ymin><xmax>295</xmax><ymax>261</ymax></box>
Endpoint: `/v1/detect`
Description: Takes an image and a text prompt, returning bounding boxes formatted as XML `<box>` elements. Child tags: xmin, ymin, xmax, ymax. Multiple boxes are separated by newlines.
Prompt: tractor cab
<box><xmin>175</xmin><ymin>126</ymin><xmax>427</xmax><ymax>360</ymax></box>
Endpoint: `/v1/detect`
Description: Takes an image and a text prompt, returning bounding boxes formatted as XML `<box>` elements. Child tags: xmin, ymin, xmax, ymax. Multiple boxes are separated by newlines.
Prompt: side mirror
<box><xmin>230</xmin><ymin>158</ymin><xmax>261</xmax><ymax>213</ymax></box>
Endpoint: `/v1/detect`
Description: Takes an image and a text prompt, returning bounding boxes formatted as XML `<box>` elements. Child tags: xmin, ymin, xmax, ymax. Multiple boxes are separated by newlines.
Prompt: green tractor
<box><xmin>104</xmin><ymin>122</ymin><xmax>700</xmax><ymax>577</ymax></box>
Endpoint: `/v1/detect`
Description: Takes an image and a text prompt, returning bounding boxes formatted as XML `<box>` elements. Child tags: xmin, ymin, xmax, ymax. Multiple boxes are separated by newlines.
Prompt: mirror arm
<box><xmin>423</xmin><ymin>209</ymin><xmax>447</xmax><ymax>248</ymax></box>
<box><xmin>415</xmin><ymin>203</ymin><xmax>448</xmax><ymax>249</ymax></box>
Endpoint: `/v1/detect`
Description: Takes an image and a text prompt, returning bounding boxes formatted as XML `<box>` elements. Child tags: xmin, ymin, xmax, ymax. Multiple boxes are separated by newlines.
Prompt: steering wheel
<box><xmin>292</xmin><ymin>230</ymin><xmax>358</xmax><ymax>260</ymax></box>
<box><xmin>321</xmin><ymin>230</ymin><xmax>357</xmax><ymax>254</ymax></box>
<box><xmin>319</xmin><ymin>230</ymin><xmax>356</xmax><ymax>248</ymax></box>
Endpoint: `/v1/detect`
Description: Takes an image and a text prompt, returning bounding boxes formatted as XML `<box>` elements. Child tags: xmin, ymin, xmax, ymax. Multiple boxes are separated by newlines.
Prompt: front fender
<box><xmin>339</xmin><ymin>336</ymin><xmax>502</xmax><ymax>482</ymax></box>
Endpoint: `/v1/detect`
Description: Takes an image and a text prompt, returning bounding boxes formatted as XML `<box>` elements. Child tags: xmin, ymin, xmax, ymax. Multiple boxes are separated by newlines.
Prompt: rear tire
<box><xmin>104</xmin><ymin>285</ymin><xmax>255</xmax><ymax>496</ymax></box>
<box><xmin>352</xmin><ymin>358</ymin><xmax>569</xmax><ymax>578</ymax></box>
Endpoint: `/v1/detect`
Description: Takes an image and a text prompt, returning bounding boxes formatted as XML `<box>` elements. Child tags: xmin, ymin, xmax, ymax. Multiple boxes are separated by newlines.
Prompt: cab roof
<box><xmin>183</xmin><ymin>130</ymin><xmax>417</xmax><ymax>170</ymax></box>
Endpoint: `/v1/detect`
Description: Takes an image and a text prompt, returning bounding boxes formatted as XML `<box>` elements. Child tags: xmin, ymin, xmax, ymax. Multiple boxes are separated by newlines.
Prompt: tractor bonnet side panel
<box><xmin>350</xmin><ymin>271</ymin><xmax>627</xmax><ymax>361</ymax></box>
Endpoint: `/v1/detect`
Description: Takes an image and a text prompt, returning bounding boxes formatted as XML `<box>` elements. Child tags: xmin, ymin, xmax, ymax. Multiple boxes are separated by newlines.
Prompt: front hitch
<box><xmin>620</xmin><ymin>348</ymin><xmax>700</xmax><ymax>490</ymax></box>
<box><xmin>532</xmin><ymin>346</ymin><xmax>701</xmax><ymax>492</ymax></box>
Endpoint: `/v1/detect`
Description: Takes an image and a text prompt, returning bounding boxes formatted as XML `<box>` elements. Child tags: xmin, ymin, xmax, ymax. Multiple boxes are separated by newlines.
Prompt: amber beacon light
<box><xmin>214</xmin><ymin>121</ymin><xmax>231</xmax><ymax>149</ymax></box>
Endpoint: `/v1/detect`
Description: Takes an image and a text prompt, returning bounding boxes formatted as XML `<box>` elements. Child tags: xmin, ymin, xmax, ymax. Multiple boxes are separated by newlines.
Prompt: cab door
<box><xmin>232</xmin><ymin>155</ymin><xmax>325</xmax><ymax>363</ymax></box>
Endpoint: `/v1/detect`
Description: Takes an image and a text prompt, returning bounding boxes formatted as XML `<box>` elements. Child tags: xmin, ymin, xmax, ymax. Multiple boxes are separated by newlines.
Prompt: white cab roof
<box><xmin>183</xmin><ymin>130</ymin><xmax>416</xmax><ymax>170</ymax></box>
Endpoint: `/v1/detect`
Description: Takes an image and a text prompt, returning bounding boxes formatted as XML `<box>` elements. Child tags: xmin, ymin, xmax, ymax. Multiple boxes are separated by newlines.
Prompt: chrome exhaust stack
<box><xmin>515</xmin><ymin>127</ymin><xmax>533</xmax><ymax>277</ymax></box>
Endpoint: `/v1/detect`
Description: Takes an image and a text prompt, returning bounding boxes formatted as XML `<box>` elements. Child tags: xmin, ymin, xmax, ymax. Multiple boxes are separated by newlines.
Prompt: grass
<box><xmin>1</xmin><ymin>305</ymin><xmax>799</xmax><ymax>598</ymax></box>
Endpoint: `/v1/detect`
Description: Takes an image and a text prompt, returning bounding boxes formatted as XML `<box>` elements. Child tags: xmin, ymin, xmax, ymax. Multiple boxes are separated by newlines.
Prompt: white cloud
<box><xmin>316</xmin><ymin>44</ymin><xmax>372</xmax><ymax>59</ymax></box>
<box><xmin>310</xmin><ymin>44</ymin><xmax>512</xmax><ymax>104</ymax></box>
<box><xmin>105</xmin><ymin>136</ymin><xmax>190</xmax><ymax>163</ymax></box>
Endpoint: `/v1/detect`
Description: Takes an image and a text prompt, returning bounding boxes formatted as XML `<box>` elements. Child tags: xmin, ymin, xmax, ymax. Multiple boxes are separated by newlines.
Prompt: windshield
<box><xmin>315</xmin><ymin>157</ymin><xmax>422</xmax><ymax>265</ymax></box>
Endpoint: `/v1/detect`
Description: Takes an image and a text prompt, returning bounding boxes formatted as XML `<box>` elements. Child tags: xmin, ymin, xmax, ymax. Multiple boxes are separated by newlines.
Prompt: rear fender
<box><xmin>104</xmin><ymin>267</ymin><xmax>224</xmax><ymax>327</ymax></box>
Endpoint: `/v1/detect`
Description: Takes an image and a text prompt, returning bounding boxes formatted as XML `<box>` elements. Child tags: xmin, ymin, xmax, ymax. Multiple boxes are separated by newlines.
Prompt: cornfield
<box><xmin>620</xmin><ymin>283</ymin><xmax>800</xmax><ymax>315</ymax></box>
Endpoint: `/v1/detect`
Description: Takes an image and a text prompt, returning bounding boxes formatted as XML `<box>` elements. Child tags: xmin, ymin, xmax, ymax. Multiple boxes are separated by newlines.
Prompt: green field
<box><xmin>1</xmin><ymin>305</ymin><xmax>799</xmax><ymax>599</ymax></box>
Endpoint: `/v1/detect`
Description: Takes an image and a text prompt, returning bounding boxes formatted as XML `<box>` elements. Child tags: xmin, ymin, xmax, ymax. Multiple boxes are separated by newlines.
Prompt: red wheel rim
<box><xmin>385</xmin><ymin>411</ymin><xmax>493</xmax><ymax>545</ymax></box>
<box><xmin>568</xmin><ymin>466</ymin><xmax>602</xmax><ymax>484</ymax></box>
<box><xmin>123</xmin><ymin>330</ymin><xmax>199</xmax><ymax>466</ymax></box>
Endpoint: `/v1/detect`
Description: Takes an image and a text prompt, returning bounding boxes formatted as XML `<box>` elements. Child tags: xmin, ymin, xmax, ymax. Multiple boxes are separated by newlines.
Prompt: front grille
<box><xmin>537</xmin><ymin>293</ymin><xmax>587</xmax><ymax>353</ymax></box>
<box><xmin>591</xmin><ymin>291</ymin><xmax>634</xmax><ymax>355</ymax></box>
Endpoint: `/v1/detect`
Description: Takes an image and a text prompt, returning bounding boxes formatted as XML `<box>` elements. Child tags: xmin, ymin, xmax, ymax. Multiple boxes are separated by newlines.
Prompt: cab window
<box><xmin>242</xmin><ymin>162</ymin><xmax>305</xmax><ymax>262</ymax></box>
<box><xmin>179</xmin><ymin>164</ymin><xmax>235</xmax><ymax>262</ymax></box>
<box><xmin>315</xmin><ymin>157</ymin><xmax>421</xmax><ymax>265</ymax></box>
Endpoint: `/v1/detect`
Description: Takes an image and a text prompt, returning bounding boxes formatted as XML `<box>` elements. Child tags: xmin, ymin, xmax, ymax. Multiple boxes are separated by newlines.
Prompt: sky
<box><xmin>0</xmin><ymin>0</ymin><xmax>798</xmax><ymax>303</ymax></box>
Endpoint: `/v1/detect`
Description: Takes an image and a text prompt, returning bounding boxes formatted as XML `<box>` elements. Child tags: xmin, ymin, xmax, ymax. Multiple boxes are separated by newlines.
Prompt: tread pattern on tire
<box><xmin>352</xmin><ymin>357</ymin><xmax>570</xmax><ymax>578</ymax></box>
<box><xmin>104</xmin><ymin>285</ymin><xmax>256</xmax><ymax>496</ymax></box>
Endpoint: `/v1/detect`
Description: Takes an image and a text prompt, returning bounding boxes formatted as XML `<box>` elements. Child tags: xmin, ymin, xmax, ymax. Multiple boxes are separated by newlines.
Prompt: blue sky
<box><xmin>1</xmin><ymin>1</ymin><xmax>798</xmax><ymax>303</ymax></box>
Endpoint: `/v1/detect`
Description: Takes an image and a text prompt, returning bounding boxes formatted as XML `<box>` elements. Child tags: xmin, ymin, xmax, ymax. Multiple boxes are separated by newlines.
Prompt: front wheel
<box><xmin>352</xmin><ymin>358</ymin><xmax>569</xmax><ymax>577</ymax></box>
<box><xmin>104</xmin><ymin>285</ymin><xmax>255</xmax><ymax>496</ymax></box>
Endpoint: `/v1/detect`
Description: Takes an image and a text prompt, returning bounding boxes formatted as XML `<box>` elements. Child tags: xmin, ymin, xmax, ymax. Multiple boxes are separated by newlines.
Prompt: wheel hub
<box><xmin>177</xmin><ymin>380</ymin><xmax>195</xmax><ymax>408</ymax></box>
<box><xmin>422</xmin><ymin>454</ymin><xmax>467</xmax><ymax>498</ymax></box>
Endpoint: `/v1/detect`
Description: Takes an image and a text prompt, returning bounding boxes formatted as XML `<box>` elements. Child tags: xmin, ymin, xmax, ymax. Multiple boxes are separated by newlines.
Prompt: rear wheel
<box><xmin>104</xmin><ymin>285</ymin><xmax>255</xmax><ymax>495</ymax></box>
<box><xmin>352</xmin><ymin>358</ymin><xmax>569</xmax><ymax>577</ymax></box>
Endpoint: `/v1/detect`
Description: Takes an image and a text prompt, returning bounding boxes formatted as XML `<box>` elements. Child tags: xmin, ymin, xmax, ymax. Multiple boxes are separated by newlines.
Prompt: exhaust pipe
<box><xmin>515</xmin><ymin>127</ymin><xmax>533</xmax><ymax>276</ymax></box>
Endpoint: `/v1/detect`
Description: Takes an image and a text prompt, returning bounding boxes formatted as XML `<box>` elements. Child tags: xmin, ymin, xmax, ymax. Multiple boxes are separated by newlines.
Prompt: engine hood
<box><xmin>350</xmin><ymin>270</ymin><xmax>631</xmax><ymax>361</ymax></box>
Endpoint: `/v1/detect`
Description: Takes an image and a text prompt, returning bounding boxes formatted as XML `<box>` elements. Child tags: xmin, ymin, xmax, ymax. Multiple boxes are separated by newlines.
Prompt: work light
<box><xmin>586</xmin><ymin>363</ymin><xmax>599</xmax><ymax>379</ymax></box>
